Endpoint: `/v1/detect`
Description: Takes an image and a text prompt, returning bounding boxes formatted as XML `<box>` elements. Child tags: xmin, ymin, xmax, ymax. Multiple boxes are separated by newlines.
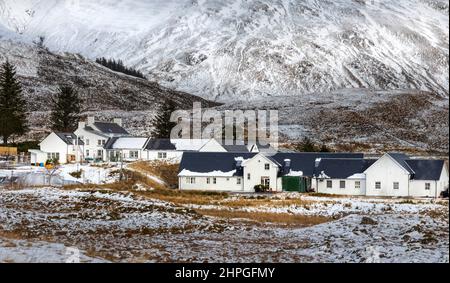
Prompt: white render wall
<box><xmin>39</xmin><ymin>133</ymin><xmax>77</xmax><ymax>164</ymax></box>
<box><xmin>364</xmin><ymin>155</ymin><xmax>411</xmax><ymax>197</ymax></box>
<box><xmin>409</xmin><ymin>166</ymin><xmax>449</xmax><ymax>198</ymax></box>
<box><xmin>316</xmin><ymin>178</ymin><xmax>366</xmax><ymax>196</ymax></box>
<box><xmin>179</xmin><ymin>176</ymin><xmax>244</xmax><ymax>192</ymax></box>
<box><xmin>74</xmin><ymin>128</ymin><xmax>108</xmax><ymax>161</ymax></box>
<box><xmin>242</xmin><ymin>154</ymin><xmax>281</xmax><ymax>192</ymax></box>
<box><xmin>144</xmin><ymin>151</ymin><xmax>183</xmax><ymax>162</ymax></box>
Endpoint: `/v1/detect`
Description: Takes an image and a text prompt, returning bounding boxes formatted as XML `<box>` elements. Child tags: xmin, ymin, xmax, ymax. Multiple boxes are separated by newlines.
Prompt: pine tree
<box><xmin>151</xmin><ymin>100</ymin><xmax>178</xmax><ymax>138</ymax></box>
<box><xmin>50</xmin><ymin>85</ymin><xmax>82</xmax><ymax>132</ymax></box>
<box><xmin>0</xmin><ymin>61</ymin><xmax>28</xmax><ymax>145</ymax></box>
<box><xmin>295</xmin><ymin>137</ymin><xmax>317</xmax><ymax>152</ymax></box>
<box><xmin>319</xmin><ymin>143</ymin><xmax>331</xmax><ymax>152</ymax></box>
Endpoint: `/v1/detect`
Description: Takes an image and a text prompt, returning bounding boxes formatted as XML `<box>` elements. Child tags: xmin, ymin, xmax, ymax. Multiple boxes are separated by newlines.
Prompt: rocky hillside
<box><xmin>0</xmin><ymin>0</ymin><xmax>448</xmax><ymax>101</ymax></box>
<box><xmin>0</xmin><ymin>39</ymin><xmax>218</xmax><ymax>140</ymax></box>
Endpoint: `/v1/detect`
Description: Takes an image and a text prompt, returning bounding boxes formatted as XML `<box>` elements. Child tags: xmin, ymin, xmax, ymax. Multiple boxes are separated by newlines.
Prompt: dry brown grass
<box><xmin>197</xmin><ymin>209</ymin><xmax>332</xmax><ymax>227</ymax></box>
<box><xmin>135</xmin><ymin>188</ymin><xmax>229</xmax><ymax>205</ymax></box>
<box><xmin>128</xmin><ymin>161</ymin><xmax>179</xmax><ymax>188</ymax></box>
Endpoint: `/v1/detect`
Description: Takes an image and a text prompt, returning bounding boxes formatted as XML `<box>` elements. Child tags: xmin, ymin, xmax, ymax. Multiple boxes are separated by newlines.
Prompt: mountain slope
<box><xmin>0</xmin><ymin>0</ymin><xmax>448</xmax><ymax>101</ymax></box>
<box><xmin>0</xmin><ymin>39</ymin><xmax>218</xmax><ymax>139</ymax></box>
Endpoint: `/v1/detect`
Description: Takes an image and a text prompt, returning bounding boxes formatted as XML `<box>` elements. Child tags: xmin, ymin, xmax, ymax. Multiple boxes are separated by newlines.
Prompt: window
<box><xmin>326</xmin><ymin>180</ymin><xmax>332</xmax><ymax>188</ymax></box>
<box><xmin>264</xmin><ymin>163</ymin><xmax>270</xmax><ymax>170</ymax></box>
<box><xmin>130</xmin><ymin>151</ymin><xmax>139</xmax><ymax>158</ymax></box>
<box><xmin>158</xmin><ymin>152</ymin><xmax>167</xmax><ymax>159</ymax></box>
<box><xmin>85</xmin><ymin>139</ymin><xmax>90</xmax><ymax>146</ymax></box>
<box><xmin>97</xmin><ymin>150</ymin><xmax>103</xmax><ymax>157</ymax></box>
<box><xmin>47</xmin><ymin>153</ymin><xmax>60</xmax><ymax>161</ymax></box>
<box><xmin>355</xmin><ymin>181</ymin><xmax>361</xmax><ymax>189</ymax></box>
<box><xmin>425</xmin><ymin>183</ymin><xmax>431</xmax><ymax>190</ymax></box>
<box><xmin>190</xmin><ymin>177</ymin><xmax>196</xmax><ymax>184</ymax></box>
<box><xmin>207</xmin><ymin>178</ymin><xmax>210</xmax><ymax>184</ymax></box>
<box><xmin>213</xmin><ymin>178</ymin><xmax>217</xmax><ymax>184</ymax></box>
<box><xmin>340</xmin><ymin>181</ymin><xmax>346</xmax><ymax>189</ymax></box>
<box><xmin>102</xmin><ymin>140</ymin><xmax>106</xmax><ymax>146</ymax></box>
<box><xmin>237</xmin><ymin>178</ymin><xmax>241</xmax><ymax>185</ymax></box>
<box><xmin>247</xmin><ymin>173</ymin><xmax>251</xmax><ymax>180</ymax></box>
<box><xmin>86</xmin><ymin>150</ymin><xmax>90</xmax><ymax>157</ymax></box>
<box><xmin>226</xmin><ymin>178</ymin><xmax>230</xmax><ymax>181</ymax></box>
<box><xmin>98</xmin><ymin>140</ymin><xmax>102</xmax><ymax>146</ymax></box>
<box><xmin>375</xmin><ymin>182</ymin><xmax>381</xmax><ymax>189</ymax></box>
<box><xmin>393</xmin><ymin>182</ymin><xmax>399</xmax><ymax>190</ymax></box>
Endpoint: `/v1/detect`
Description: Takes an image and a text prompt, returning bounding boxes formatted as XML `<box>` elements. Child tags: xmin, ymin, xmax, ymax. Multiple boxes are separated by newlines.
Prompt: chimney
<box><xmin>113</xmin><ymin>118</ymin><xmax>123</xmax><ymax>127</ymax></box>
<box><xmin>87</xmin><ymin>116</ymin><xmax>95</xmax><ymax>126</ymax></box>
<box><xmin>78</xmin><ymin>121</ymin><xmax>86</xmax><ymax>130</ymax></box>
<box><xmin>315</xmin><ymin>158</ymin><xmax>321</xmax><ymax>168</ymax></box>
<box><xmin>284</xmin><ymin>159</ymin><xmax>291</xmax><ymax>175</ymax></box>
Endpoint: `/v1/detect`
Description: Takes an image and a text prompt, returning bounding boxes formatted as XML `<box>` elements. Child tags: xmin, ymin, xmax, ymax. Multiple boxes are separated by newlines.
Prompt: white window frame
<box><xmin>425</xmin><ymin>183</ymin><xmax>431</xmax><ymax>191</ymax></box>
<box><xmin>130</xmin><ymin>151</ymin><xmax>139</xmax><ymax>159</ymax></box>
<box><xmin>340</xmin><ymin>180</ymin><xmax>346</xmax><ymax>189</ymax></box>
<box><xmin>247</xmin><ymin>173</ymin><xmax>251</xmax><ymax>180</ymax></box>
<box><xmin>264</xmin><ymin>163</ymin><xmax>270</xmax><ymax>170</ymax></box>
<box><xmin>355</xmin><ymin>181</ymin><xmax>361</xmax><ymax>189</ymax></box>
<box><xmin>190</xmin><ymin>177</ymin><xmax>196</xmax><ymax>184</ymax></box>
<box><xmin>375</xmin><ymin>182</ymin><xmax>381</xmax><ymax>190</ymax></box>
<box><xmin>326</xmin><ymin>180</ymin><xmax>332</xmax><ymax>188</ymax></box>
<box><xmin>213</xmin><ymin>178</ymin><xmax>217</xmax><ymax>184</ymax></box>
<box><xmin>158</xmin><ymin>152</ymin><xmax>167</xmax><ymax>159</ymax></box>
<box><xmin>237</xmin><ymin>178</ymin><xmax>241</xmax><ymax>185</ymax></box>
<box><xmin>393</xmin><ymin>182</ymin><xmax>399</xmax><ymax>190</ymax></box>
<box><xmin>206</xmin><ymin>178</ymin><xmax>210</xmax><ymax>184</ymax></box>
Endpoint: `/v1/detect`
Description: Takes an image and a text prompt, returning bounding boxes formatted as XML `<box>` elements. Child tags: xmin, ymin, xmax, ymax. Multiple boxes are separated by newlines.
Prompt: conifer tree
<box><xmin>0</xmin><ymin>61</ymin><xmax>28</xmax><ymax>145</ymax></box>
<box><xmin>50</xmin><ymin>85</ymin><xmax>82</xmax><ymax>132</ymax></box>
<box><xmin>151</xmin><ymin>100</ymin><xmax>178</xmax><ymax>139</ymax></box>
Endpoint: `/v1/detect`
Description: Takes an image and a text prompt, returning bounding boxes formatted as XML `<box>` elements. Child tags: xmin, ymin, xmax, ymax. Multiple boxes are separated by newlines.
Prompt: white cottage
<box><xmin>29</xmin><ymin>132</ymin><xmax>84</xmax><ymax>165</ymax></box>
<box><xmin>364</xmin><ymin>153</ymin><xmax>448</xmax><ymax>198</ymax></box>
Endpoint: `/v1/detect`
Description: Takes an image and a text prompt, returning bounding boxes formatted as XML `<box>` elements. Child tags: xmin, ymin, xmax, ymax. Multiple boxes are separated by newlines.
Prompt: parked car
<box><xmin>440</xmin><ymin>188</ymin><xmax>449</xmax><ymax>199</ymax></box>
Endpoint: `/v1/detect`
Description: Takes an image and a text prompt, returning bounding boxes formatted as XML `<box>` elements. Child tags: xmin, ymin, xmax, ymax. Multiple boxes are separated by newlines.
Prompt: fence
<box><xmin>0</xmin><ymin>146</ymin><xmax>18</xmax><ymax>156</ymax></box>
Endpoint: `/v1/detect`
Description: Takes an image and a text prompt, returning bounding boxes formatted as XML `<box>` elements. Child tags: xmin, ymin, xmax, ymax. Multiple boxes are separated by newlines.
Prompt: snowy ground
<box><xmin>0</xmin><ymin>164</ymin><xmax>122</xmax><ymax>187</ymax></box>
<box><xmin>0</xmin><ymin>188</ymin><xmax>448</xmax><ymax>263</ymax></box>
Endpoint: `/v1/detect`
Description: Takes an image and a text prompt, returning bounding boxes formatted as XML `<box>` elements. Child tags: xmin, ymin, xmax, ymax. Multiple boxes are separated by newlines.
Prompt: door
<box><xmin>261</xmin><ymin>177</ymin><xmax>270</xmax><ymax>187</ymax></box>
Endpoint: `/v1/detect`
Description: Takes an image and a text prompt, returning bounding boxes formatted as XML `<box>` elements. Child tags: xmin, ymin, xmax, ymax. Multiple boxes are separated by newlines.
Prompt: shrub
<box><xmin>69</xmin><ymin>170</ymin><xmax>83</xmax><ymax>179</ymax></box>
<box><xmin>254</xmin><ymin>184</ymin><xmax>270</xmax><ymax>193</ymax></box>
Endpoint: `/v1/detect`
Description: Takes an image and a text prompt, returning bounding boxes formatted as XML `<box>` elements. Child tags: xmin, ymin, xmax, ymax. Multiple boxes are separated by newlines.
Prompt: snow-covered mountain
<box><xmin>0</xmin><ymin>0</ymin><xmax>448</xmax><ymax>101</ymax></box>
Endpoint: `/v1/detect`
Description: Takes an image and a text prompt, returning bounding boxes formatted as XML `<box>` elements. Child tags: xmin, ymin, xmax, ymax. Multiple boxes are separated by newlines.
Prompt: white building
<box><xmin>178</xmin><ymin>152</ymin><xmax>363</xmax><ymax>193</ymax></box>
<box><xmin>104</xmin><ymin>137</ymin><xmax>149</xmax><ymax>162</ymax></box>
<box><xmin>74</xmin><ymin>116</ymin><xmax>129</xmax><ymax>162</ymax></box>
<box><xmin>29</xmin><ymin>132</ymin><xmax>84</xmax><ymax>165</ymax></box>
<box><xmin>179</xmin><ymin>152</ymin><xmax>449</xmax><ymax>198</ymax></box>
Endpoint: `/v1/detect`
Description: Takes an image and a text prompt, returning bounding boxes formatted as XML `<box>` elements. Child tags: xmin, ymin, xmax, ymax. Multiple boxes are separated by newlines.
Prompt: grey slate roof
<box><xmin>314</xmin><ymin>158</ymin><xmax>376</xmax><ymax>179</ymax></box>
<box><xmin>222</xmin><ymin>144</ymin><xmax>250</xmax><ymax>153</ymax></box>
<box><xmin>387</xmin><ymin>153</ymin><xmax>415</xmax><ymax>174</ymax></box>
<box><xmin>179</xmin><ymin>152</ymin><xmax>364</xmax><ymax>177</ymax></box>
<box><xmin>179</xmin><ymin>152</ymin><xmax>255</xmax><ymax>176</ymax></box>
<box><xmin>55</xmin><ymin>133</ymin><xmax>84</xmax><ymax>146</ymax></box>
<box><xmin>145</xmin><ymin>139</ymin><xmax>176</xmax><ymax>150</ymax></box>
<box><xmin>405</xmin><ymin>160</ymin><xmax>445</xmax><ymax>180</ymax></box>
<box><xmin>93</xmin><ymin>122</ymin><xmax>129</xmax><ymax>135</ymax></box>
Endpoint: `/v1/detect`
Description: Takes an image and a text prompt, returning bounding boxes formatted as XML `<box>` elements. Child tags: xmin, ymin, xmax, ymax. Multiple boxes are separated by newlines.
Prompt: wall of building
<box><xmin>199</xmin><ymin>140</ymin><xmax>227</xmax><ymax>152</ymax></box>
<box><xmin>74</xmin><ymin>128</ymin><xmax>107</xmax><ymax>161</ymax></box>
<box><xmin>365</xmin><ymin>156</ymin><xmax>411</xmax><ymax>197</ymax></box>
<box><xmin>39</xmin><ymin>133</ymin><xmax>72</xmax><ymax>164</ymax></box>
<box><xmin>179</xmin><ymin>176</ymin><xmax>244</xmax><ymax>192</ymax></box>
<box><xmin>242</xmin><ymin>155</ymin><xmax>281</xmax><ymax>192</ymax></box>
<box><xmin>316</xmin><ymin>178</ymin><xmax>366</xmax><ymax>196</ymax></box>
<box><xmin>145</xmin><ymin>151</ymin><xmax>183</xmax><ymax>162</ymax></box>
